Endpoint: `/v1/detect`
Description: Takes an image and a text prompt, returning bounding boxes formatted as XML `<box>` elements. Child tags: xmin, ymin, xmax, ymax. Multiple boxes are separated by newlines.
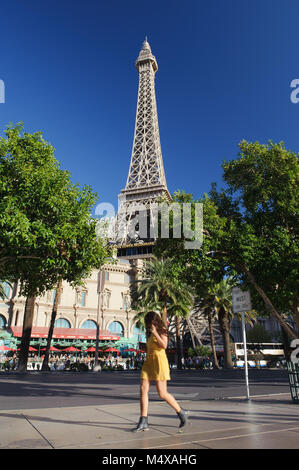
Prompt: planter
<box><xmin>287</xmin><ymin>361</ymin><xmax>299</xmax><ymax>403</ymax></box>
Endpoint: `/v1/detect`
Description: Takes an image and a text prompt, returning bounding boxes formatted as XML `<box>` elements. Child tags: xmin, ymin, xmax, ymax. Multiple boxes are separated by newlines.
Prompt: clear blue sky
<box><xmin>1</xmin><ymin>0</ymin><xmax>299</xmax><ymax>211</ymax></box>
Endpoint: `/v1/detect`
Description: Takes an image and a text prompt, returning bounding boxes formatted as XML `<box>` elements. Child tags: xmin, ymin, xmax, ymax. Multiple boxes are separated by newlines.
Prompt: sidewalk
<box><xmin>1</xmin><ymin>393</ymin><xmax>299</xmax><ymax>449</ymax></box>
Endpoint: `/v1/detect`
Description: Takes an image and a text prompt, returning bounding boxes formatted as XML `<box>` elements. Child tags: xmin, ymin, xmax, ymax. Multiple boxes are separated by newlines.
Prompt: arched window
<box><xmin>0</xmin><ymin>315</ymin><xmax>6</xmax><ymax>329</ymax></box>
<box><xmin>81</xmin><ymin>319</ymin><xmax>97</xmax><ymax>329</ymax></box>
<box><xmin>133</xmin><ymin>324</ymin><xmax>146</xmax><ymax>343</ymax></box>
<box><xmin>108</xmin><ymin>321</ymin><xmax>124</xmax><ymax>337</ymax></box>
<box><xmin>2</xmin><ymin>282</ymin><xmax>11</xmax><ymax>299</ymax></box>
<box><xmin>54</xmin><ymin>318</ymin><xmax>71</xmax><ymax>328</ymax></box>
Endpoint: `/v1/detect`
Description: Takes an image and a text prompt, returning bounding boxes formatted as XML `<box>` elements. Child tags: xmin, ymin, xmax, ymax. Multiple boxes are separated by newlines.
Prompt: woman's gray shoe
<box><xmin>177</xmin><ymin>408</ymin><xmax>189</xmax><ymax>428</ymax></box>
<box><xmin>132</xmin><ymin>416</ymin><xmax>149</xmax><ymax>432</ymax></box>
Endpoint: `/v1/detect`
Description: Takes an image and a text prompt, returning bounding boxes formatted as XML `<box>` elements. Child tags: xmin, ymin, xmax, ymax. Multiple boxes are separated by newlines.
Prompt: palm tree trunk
<box><xmin>175</xmin><ymin>316</ymin><xmax>182</xmax><ymax>369</ymax></box>
<box><xmin>42</xmin><ymin>279</ymin><xmax>63</xmax><ymax>371</ymax></box>
<box><xmin>207</xmin><ymin>310</ymin><xmax>220</xmax><ymax>369</ymax></box>
<box><xmin>218</xmin><ymin>306</ymin><xmax>233</xmax><ymax>369</ymax></box>
<box><xmin>281</xmin><ymin>326</ymin><xmax>292</xmax><ymax>360</ymax></box>
<box><xmin>17</xmin><ymin>296</ymin><xmax>36</xmax><ymax>372</ymax></box>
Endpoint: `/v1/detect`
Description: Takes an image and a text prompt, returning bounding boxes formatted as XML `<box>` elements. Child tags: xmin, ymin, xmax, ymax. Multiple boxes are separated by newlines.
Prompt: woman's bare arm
<box><xmin>151</xmin><ymin>325</ymin><xmax>168</xmax><ymax>349</ymax></box>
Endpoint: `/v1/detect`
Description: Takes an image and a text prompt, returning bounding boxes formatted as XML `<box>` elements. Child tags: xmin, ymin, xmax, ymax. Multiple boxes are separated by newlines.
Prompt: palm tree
<box><xmin>168</xmin><ymin>290</ymin><xmax>193</xmax><ymax>369</ymax></box>
<box><xmin>130</xmin><ymin>285</ymin><xmax>159</xmax><ymax>327</ymax></box>
<box><xmin>131</xmin><ymin>257</ymin><xmax>194</xmax><ymax>368</ymax></box>
<box><xmin>131</xmin><ymin>298</ymin><xmax>158</xmax><ymax>338</ymax></box>
<box><xmin>203</xmin><ymin>304</ymin><xmax>220</xmax><ymax>369</ymax></box>
<box><xmin>194</xmin><ymin>286</ymin><xmax>221</xmax><ymax>369</ymax></box>
<box><xmin>212</xmin><ymin>278</ymin><xmax>256</xmax><ymax>369</ymax></box>
<box><xmin>132</xmin><ymin>257</ymin><xmax>184</xmax><ymax>327</ymax></box>
<box><xmin>133</xmin><ymin>289</ymin><xmax>193</xmax><ymax>370</ymax></box>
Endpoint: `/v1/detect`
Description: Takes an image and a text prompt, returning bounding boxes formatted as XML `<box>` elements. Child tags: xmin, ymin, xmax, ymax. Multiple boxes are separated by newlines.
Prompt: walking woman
<box><xmin>132</xmin><ymin>311</ymin><xmax>189</xmax><ymax>432</ymax></box>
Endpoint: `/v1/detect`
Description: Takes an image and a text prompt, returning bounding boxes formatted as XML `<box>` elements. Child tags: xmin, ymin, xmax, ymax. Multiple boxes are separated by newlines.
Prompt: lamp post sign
<box><xmin>232</xmin><ymin>287</ymin><xmax>252</xmax><ymax>401</ymax></box>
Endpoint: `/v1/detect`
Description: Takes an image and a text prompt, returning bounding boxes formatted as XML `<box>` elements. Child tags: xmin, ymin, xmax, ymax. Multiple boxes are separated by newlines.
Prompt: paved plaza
<box><xmin>1</xmin><ymin>393</ymin><xmax>299</xmax><ymax>450</ymax></box>
<box><xmin>0</xmin><ymin>369</ymin><xmax>299</xmax><ymax>450</ymax></box>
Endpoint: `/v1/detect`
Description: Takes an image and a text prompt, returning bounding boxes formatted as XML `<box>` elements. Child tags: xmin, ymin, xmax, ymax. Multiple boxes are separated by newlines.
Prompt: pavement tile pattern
<box><xmin>1</xmin><ymin>394</ymin><xmax>299</xmax><ymax>449</ymax></box>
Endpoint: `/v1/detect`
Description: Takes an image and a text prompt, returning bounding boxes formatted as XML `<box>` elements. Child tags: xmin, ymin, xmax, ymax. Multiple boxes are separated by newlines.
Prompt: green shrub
<box><xmin>187</xmin><ymin>347</ymin><xmax>194</xmax><ymax>357</ymax></box>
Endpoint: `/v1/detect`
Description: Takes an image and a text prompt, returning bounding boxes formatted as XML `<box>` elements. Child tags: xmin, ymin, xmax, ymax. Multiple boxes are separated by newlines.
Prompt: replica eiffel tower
<box><xmin>116</xmin><ymin>38</ymin><xmax>171</xmax><ymax>260</ymax></box>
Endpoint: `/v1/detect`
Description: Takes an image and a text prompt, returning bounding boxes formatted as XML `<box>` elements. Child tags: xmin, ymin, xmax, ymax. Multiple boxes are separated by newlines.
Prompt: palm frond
<box><xmin>131</xmin><ymin>257</ymin><xmax>194</xmax><ymax>322</ymax></box>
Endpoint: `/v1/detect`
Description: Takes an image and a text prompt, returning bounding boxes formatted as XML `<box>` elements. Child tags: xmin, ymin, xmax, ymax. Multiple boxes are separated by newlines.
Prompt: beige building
<box><xmin>0</xmin><ymin>259</ymin><xmax>146</xmax><ymax>347</ymax></box>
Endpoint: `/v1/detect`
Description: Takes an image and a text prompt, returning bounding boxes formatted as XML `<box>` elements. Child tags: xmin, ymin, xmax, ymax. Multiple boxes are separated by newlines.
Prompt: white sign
<box><xmin>232</xmin><ymin>287</ymin><xmax>252</xmax><ymax>313</ymax></box>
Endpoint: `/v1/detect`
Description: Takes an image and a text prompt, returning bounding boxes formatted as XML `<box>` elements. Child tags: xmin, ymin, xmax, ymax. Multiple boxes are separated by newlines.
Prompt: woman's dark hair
<box><xmin>144</xmin><ymin>311</ymin><xmax>168</xmax><ymax>340</ymax></box>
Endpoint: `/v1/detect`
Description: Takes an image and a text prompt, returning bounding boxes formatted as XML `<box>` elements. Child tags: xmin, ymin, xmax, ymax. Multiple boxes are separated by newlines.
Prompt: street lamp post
<box><xmin>95</xmin><ymin>292</ymin><xmax>102</xmax><ymax>368</ymax></box>
<box><xmin>124</xmin><ymin>292</ymin><xmax>131</xmax><ymax>344</ymax></box>
<box><xmin>95</xmin><ymin>270</ymin><xmax>105</xmax><ymax>370</ymax></box>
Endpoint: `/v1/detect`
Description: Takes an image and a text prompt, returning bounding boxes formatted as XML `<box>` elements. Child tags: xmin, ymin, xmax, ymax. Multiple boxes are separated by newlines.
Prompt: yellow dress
<box><xmin>140</xmin><ymin>335</ymin><xmax>171</xmax><ymax>381</ymax></box>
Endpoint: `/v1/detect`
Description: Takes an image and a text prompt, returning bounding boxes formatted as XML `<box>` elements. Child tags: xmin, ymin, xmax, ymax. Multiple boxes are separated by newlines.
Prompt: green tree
<box><xmin>154</xmin><ymin>191</ymin><xmax>230</xmax><ymax>364</ymax></box>
<box><xmin>246</xmin><ymin>323</ymin><xmax>273</xmax><ymax>343</ymax></box>
<box><xmin>211</xmin><ymin>277</ymin><xmax>256</xmax><ymax>368</ymax></box>
<box><xmin>167</xmin><ymin>287</ymin><xmax>193</xmax><ymax>369</ymax></box>
<box><xmin>187</xmin><ymin>347</ymin><xmax>194</xmax><ymax>357</ymax></box>
<box><xmin>195</xmin><ymin>292</ymin><xmax>220</xmax><ymax>368</ymax></box>
<box><xmin>131</xmin><ymin>257</ymin><xmax>194</xmax><ymax>368</ymax></box>
<box><xmin>132</xmin><ymin>257</ymin><xmax>191</xmax><ymax>328</ymax></box>
<box><xmin>0</xmin><ymin>123</ymin><xmax>111</xmax><ymax>371</ymax></box>
<box><xmin>213</xmin><ymin>278</ymin><xmax>234</xmax><ymax>368</ymax></box>
<box><xmin>130</xmin><ymin>291</ymin><xmax>160</xmax><ymax>331</ymax></box>
<box><xmin>155</xmin><ymin>140</ymin><xmax>298</xmax><ymax>343</ymax></box>
<box><xmin>154</xmin><ymin>190</ymin><xmax>261</xmax><ymax>368</ymax></box>
<box><xmin>210</xmin><ymin>140</ymin><xmax>299</xmax><ymax>339</ymax></box>
<box><xmin>194</xmin><ymin>345</ymin><xmax>212</xmax><ymax>358</ymax></box>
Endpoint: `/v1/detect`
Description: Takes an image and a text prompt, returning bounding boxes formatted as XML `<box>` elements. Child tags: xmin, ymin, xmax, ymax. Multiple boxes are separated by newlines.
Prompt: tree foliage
<box><xmin>131</xmin><ymin>256</ymin><xmax>193</xmax><ymax>327</ymax></box>
<box><xmin>210</xmin><ymin>140</ymin><xmax>299</xmax><ymax>336</ymax></box>
<box><xmin>155</xmin><ymin>140</ymin><xmax>299</xmax><ymax>348</ymax></box>
<box><xmin>0</xmin><ymin>123</ymin><xmax>112</xmax><ymax>370</ymax></box>
<box><xmin>0</xmin><ymin>123</ymin><xmax>111</xmax><ymax>296</ymax></box>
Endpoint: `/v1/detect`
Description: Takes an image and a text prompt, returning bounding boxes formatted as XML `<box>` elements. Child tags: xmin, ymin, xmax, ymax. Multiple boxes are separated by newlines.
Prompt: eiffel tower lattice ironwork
<box><xmin>116</xmin><ymin>38</ymin><xmax>171</xmax><ymax>259</ymax></box>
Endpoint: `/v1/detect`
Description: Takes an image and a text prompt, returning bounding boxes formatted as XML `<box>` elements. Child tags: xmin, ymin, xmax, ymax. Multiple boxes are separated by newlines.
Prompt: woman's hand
<box><xmin>150</xmin><ymin>324</ymin><xmax>168</xmax><ymax>349</ymax></box>
<box><xmin>150</xmin><ymin>324</ymin><xmax>158</xmax><ymax>336</ymax></box>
